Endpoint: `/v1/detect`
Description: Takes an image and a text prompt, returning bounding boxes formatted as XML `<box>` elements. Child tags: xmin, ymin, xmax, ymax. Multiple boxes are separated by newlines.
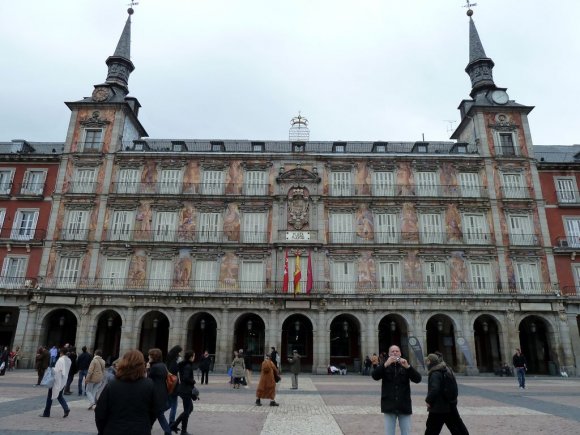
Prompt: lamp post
<box><xmin>437</xmin><ymin>320</ymin><xmax>443</xmax><ymax>332</ymax></box>
<box><xmin>4</xmin><ymin>313</ymin><xmax>10</xmax><ymax>325</ymax></box>
<box><xmin>107</xmin><ymin>316</ymin><xmax>114</xmax><ymax>328</ymax></box>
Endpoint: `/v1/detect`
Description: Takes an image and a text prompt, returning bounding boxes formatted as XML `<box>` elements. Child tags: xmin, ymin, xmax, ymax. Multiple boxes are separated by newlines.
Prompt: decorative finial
<box><xmin>127</xmin><ymin>1</ymin><xmax>138</xmax><ymax>15</ymax></box>
<box><xmin>463</xmin><ymin>0</ymin><xmax>477</xmax><ymax>16</ymax></box>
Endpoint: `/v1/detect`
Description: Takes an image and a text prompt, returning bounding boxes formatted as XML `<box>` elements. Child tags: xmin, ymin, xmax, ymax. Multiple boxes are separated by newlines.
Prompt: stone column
<box><xmin>556</xmin><ymin>310</ymin><xmax>575</xmax><ymax>376</ymax></box>
<box><xmin>119</xmin><ymin>306</ymin><xmax>136</xmax><ymax>356</ymax></box>
<box><xmin>77</xmin><ymin>304</ymin><xmax>95</xmax><ymax>352</ymax></box>
<box><xmin>12</xmin><ymin>305</ymin><xmax>31</xmax><ymax>368</ymax></box>
<box><xmin>268</xmin><ymin>308</ymin><xmax>279</xmax><ymax>354</ymax></box>
<box><xmin>168</xmin><ymin>307</ymin><xmax>184</xmax><ymax>348</ymax></box>
<box><xmin>566</xmin><ymin>312</ymin><xmax>580</xmax><ymax>377</ymax></box>
<box><xmin>314</xmin><ymin>307</ymin><xmax>329</xmax><ymax>374</ymax></box>
<box><xmin>462</xmin><ymin>309</ymin><xmax>479</xmax><ymax>375</ymax></box>
<box><xmin>411</xmin><ymin>309</ymin><xmax>426</xmax><ymax>372</ymax></box>
<box><xmin>214</xmin><ymin>308</ymin><xmax>230</xmax><ymax>372</ymax></box>
<box><xmin>364</xmin><ymin>310</ymin><xmax>376</xmax><ymax>358</ymax></box>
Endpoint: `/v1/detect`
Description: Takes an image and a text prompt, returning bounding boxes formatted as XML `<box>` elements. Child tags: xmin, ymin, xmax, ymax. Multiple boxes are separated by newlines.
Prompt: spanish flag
<box><xmin>294</xmin><ymin>254</ymin><xmax>302</xmax><ymax>294</ymax></box>
<box><xmin>282</xmin><ymin>250</ymin><xmax>289</xmax><ymax>293</ymax></box>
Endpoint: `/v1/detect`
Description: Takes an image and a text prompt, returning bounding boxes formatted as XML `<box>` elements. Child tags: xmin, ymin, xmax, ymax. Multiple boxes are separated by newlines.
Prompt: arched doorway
<box><xmin>44</xmin><ymin>309</ymin><xmax>77</xmax><ymax>348</ymax></box>
<box><xmin>186</xmin><ymin>313</ymin><xmax>217</xmax><ymax>362</ymax></box>
<box><xmin>519</xmin><ymin>316</ymin><xmax>551</xmax><ymax>374</ymax></box>
<box><xmin>473</xmin><ymin>315</ymin><xmax>502</xmax><ymax>373</ymax></box>
<box><xmin>0</xmin><ymin>309</ymin><xmax>18</xmax><ymax>350</ymax></box>
<box><xmin>139</xmin><ymin>311</ymin><xmax>169</xmax><ymax>357</ymax></box>
<box><xmin>93</xmin><ymin>310</ymin><xmax>122</xmax><ymax>365</ymax></box>
<box><xmin>329</xmin><ymin>314</ymin><xmax>361</xmax><ymax>371</ymax></box>
<box><xmin>378</xmin><ymin>314</ymin><xmax>409</xmax><ymax>358</ymax></box>
<box><xmin>281</xmin><ymin>314</ymin><xmax>313</xmax><ymax>372</ymax></box>
<box><xmin>426</xmin><ymin>315</ymin><xmax>457</xmax><ymax>369</ymax></box>
<box><xmin>234</xmin><ymin>313</ymin><xmax>265</xmax><ymax>371</ymax></box>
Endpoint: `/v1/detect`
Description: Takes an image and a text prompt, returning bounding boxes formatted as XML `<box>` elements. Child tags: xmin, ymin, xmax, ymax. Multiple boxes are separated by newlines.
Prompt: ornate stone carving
<box><xmin>489</xmin><ymin>113</ymin><xmax>518</xmax><ymax>132</ymax></box>
<box><xmin>287</xmin><ymin>186</ymin><xmax>310</xmax><ymax>230</ymax></box>
<box><xmin>277</xmin><ymin>167</ymin><xmax>321</xmax><ymax>184</ymax></box>
<box><xmin>79</xmin><ymin>111</ymin><xmax>111</xmax><ymax>128</ymax></box>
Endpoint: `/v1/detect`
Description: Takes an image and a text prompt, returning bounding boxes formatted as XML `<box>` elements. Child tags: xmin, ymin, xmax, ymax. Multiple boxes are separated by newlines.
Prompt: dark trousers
<box><xmin>156</xmin><ymin>410</ymin><xmax>171</xmax><ymax>433</ymax></box>
<box><xmin>173</xmin><ymin>396</ymin><xmax>193</xmax><ymax>432</ymax></box>
<box><xmin>167</xmin><ymin>395</ymin><xmax>178</xmax><ymax>424</ymax></box>
<box><xmin>425</xmin><ymin>406</ymin><xmax>469</xmax><ymax>435</ymax></box>
<box><xmin>77</xmin><ymin>369</ymin><xmax>88</xmax><ymax>394</ymax></box>
<box><xmin>64</xmin><ymin>371</ymin><xmax>75</xmax><ymax>392</ymax></box>
<box><xmin>42</xmin><ymin>388</ymin><xmax>70</xmax><ymax>417</ymax></box>
<box><xmin>200</xmin><ymin>369</ymin><xmax>209</xmax><ymax>384</ymax></box>
<box><xmin>37</xmin><ymin>367</ymin><xmax>46</xmax><ymax>385</ymax></box>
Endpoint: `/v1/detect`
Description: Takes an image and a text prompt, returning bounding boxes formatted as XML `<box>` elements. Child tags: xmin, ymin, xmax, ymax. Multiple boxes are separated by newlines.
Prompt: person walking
<box><xmin>363</xmin><ymin>355</ymin><xmax>372</xmax><ymax>376</ymax></box>
<box><xmin>270</xmin><ymin>347</ymin><xmax>278</xmax><ymax>368</ymax></box>
<box><xmin>424</xmin><ymin>353</ymin><xmax>469</xmax><ymax>435</ymax></box>
<box><xmin>372</xmin><ymin>345</ymin><xmax>422</xmax><ymax>435</ymax></box>
<box><xmin>39</xmin><ymin>347</ymin><xmax>71</xmax><ymax>418</ymax></box>
<box><xmin>95</xmin><ymin>349</ymin><xmax>158</xmax><ymax>435</ymax></box>
<box><xmin>243</xmin><ymin>350</ymin><xmax>252</xmax><ymax>386</ymax></box>
<box><xmin>166</xmin><ymin>345</ymin><xmax>182</xmax><ymax>426</ymax></box>
<box><xmin>255</xmin><ymin>354</ymin><xmax>279</xmax><ymax>407</ymax></box>
<box><xmin>0</xmin><ymin>346</ymin><xmax>9</xmax><ymax>376</ymax></box>
<box><xmin>49</xmin><ymin>345</ymin><xmax>58</xmax><ymax>367</ymax></box>
<box><xmin>35</xmin><ymin>346</ymin><xmax>50</xmax><ymax>386</ymax></box>
<box><xmin>171</xmin><ymin>350</ymin><xmax>196</xmax><ymax>435</ymax></box>
<box><xmin>147</xmin><ymin>348</ymin><xmax>172</xmax><ymax>435</ymax></box>
<box><xmin>371</xmin><ymin>353</ymin><xmax>379</xmax><ymax>370</ymax></box>
<box><xmin>85</xmin><ymin>349</ymin><xmax>106</xmax><ymax>410</ymax></box>
<box><xmin>288</xmin><ymin>350</ymin><xmax>301</xmax><ymax>389</ymax></box>
<box><xmin>64</xmin><ymin>346</ymin><xmax>78</xmax><ymax>395</ymax></box>
<box><xmin>198</xmin><ymin>350</ymin><xmax>211</xmax><ymax>385</ymax></box>
<box><xmin>512</xmin><ymin>348</ymin><xmax>527</xmax><ymax>389</ymax></box>
<box><xmin>231</xmin><ymin>350</ymin><xmax>245</xmax><ymax>389</ymax></box>
<box><xmin>76</xmin><ymin>346</ymin><xmax>92</xmax><ymax>395</ymax></box>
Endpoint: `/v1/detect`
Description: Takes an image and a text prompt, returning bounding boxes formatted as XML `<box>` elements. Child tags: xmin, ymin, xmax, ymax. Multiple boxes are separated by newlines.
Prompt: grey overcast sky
<box><xmin>0</xmin><ymin>0</ymin><xmax>578</xmax><ymax>144</ymax></box>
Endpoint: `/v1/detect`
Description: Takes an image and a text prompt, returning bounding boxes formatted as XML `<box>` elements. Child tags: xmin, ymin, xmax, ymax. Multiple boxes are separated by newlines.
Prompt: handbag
<box><xmin>274</xmin><ymin>371</ymin><xmax>281</xmax><ymax>383</ymax></box>
<box><xmin>40</xmin><ymin>367</ymin><xmax>55</xmax><ymax>388</ymax></box>
<box><xmin>166</xmin><ymin>371</ymin><xmax>178</xmax><ymax>394</ymax></box>
<box><xmin>191</xmin><ymin>386</ymin><xmax>200</xmax><ymax>401</ymax></box>
<box><xmin>0</xmin><ymin>362</ymin><xmax>5</xmax><ymax>372</ymax></box>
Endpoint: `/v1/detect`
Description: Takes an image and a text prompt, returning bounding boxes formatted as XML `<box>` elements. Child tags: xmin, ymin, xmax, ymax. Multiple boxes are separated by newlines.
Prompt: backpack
<box><xmin>441</xmin><ymin>368</ymin><xmax>458</xmax><ymax>402</ymax></box>
<box><xmin>166</xmin><ymin>371</ymin><xmax>178</xmax><ymax>394</ymax></box>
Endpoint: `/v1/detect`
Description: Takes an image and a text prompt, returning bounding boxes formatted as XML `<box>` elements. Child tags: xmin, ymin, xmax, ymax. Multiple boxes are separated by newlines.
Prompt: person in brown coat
<box><xmin>35</xmin><ymin>346</ymin><xmax>50</xmax><ymax>386</ymax></box>
<box><xmin>255</xmin><ymin>355</ymin><xmax>279</xmax><ymax>407</ymax></box>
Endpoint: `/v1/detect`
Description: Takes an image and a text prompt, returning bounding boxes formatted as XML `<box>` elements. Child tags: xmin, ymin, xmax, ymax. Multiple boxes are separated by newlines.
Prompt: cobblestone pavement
<box><xmin>1</xmin><ymin>370</ymin><xmax>579</xmax><ymax>434</ymax></box>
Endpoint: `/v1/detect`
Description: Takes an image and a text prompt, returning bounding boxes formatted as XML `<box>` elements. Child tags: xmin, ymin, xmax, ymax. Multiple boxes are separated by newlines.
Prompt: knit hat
<box><xmin>425</xmin><ymin>353</ymin><xmax>440</xmax><ymax>365</ymax></box>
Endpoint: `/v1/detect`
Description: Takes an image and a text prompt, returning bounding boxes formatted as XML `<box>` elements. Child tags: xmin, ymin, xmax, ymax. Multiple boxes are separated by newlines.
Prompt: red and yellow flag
<box><xmin>282</xmin><ymin>250</ymin><xmax>289</xmax><ymax>293</ymax></box>
<box><xmin>306</xmin><ymin>253</ymin><xmax>313</xmax><ymax>294</ymax></box>
<box><xmin>294</xmin><ymin>254</ymin><xmax>302</xmax><ymax>294</ymax></box>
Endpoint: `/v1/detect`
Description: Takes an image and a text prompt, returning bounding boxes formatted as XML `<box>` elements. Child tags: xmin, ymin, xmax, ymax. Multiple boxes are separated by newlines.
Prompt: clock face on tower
<box><xmin>92</xmin><ymin>87</ymin><xmax>111</xmax><ymax>102</ymax></box>
<box><xmin>491</xmin><ymin>89</ymin><xmax>509</xmax><ymax>105</ymax></box>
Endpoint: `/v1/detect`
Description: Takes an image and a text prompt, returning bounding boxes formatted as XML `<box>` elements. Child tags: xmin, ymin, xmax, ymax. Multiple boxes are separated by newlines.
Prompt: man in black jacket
<box><xmin>512</xmin><ymin>348</ymin><xmax>527</xmax><ymax>389</ymax></box>
<box><xmin>424</xmin><ymin>353</ymin><xmax>469</xmax><ymax>435</ymax></box>
<box><xmin>76</xmin><ymin>346</ymin><xmax>92</xmax><ymax>396</ymax></box>
<box><xmin>372</xmin><ymin>345</ymin><xmax>421</xmax><ymax>435</ymax></box>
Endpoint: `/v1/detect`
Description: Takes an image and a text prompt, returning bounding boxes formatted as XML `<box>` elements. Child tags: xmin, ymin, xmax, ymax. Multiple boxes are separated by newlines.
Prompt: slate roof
<box><xmin>534</xmin><ymin>145</ymin><xmax>580</xmax><ymax>164</ymax></box>
<box><xmin>0</xmin><ymin>141</ymin><xmax>64</xmax><ymax>156</ymax></box>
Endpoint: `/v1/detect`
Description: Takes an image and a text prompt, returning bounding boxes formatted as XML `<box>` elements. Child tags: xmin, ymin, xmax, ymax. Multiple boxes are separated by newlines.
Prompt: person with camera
<box><xmin>372</xmin><ymin>345</ymin><xmax>421</xmax><ymax>435</ymax></box>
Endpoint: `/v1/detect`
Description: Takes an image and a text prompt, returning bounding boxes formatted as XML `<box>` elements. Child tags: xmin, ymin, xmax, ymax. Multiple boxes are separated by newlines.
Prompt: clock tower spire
<box><xmin>465</xmin><ymin>8</ymin><xmax>495</xmax><ymax>98</ymax></box>
<box><xmin>104</xmin><ymin>7</ymin><xmax>135</xmax><ymax>96</ymax></box>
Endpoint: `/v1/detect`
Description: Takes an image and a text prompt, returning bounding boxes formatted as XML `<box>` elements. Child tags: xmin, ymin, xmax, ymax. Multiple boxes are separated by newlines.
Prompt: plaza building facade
<box><xmin>1</xmin><ymin>9</ymin><xmax>578</xmax><ymax>375</ymax></box>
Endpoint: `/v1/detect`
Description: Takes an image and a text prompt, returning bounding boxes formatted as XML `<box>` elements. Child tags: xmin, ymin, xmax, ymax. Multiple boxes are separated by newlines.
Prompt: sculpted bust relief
<box><xmin>287</xmin><ymin>187</ymin><xmax>310</xmax><ymax>230</ymax></box>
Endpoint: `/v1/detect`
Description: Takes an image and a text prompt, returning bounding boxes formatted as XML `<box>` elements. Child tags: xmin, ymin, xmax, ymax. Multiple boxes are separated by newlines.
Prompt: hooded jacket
<box><xmin>425</xmin><ymin>360</ymin><xmax>458</xmax><ymax>413</ymax></box>
<box><xmin>372</xmin><ymin>361</ymin><xmax>422</xmax><ymax>415</ymax></box>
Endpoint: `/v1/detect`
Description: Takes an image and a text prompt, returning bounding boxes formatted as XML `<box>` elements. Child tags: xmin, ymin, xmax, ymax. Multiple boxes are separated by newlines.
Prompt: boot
<box><xmin>255</xmin><ymin>398</ymin><xmax>262</xmax><ymax>406</ymax></box>
<box><xmin>269</xmin><ymin>400</ymin><xmax>279</xmax><ymax>406</ymax></box>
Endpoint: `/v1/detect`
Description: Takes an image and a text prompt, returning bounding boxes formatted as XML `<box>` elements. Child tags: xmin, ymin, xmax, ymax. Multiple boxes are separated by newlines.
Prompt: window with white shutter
<box><xmin>458</xmin><ymin>173</ymin><xmax>481</xmax><ymax>198</ymax></box>
<box><xmin>331</xmin><ymin>171</ymin><xmax>352</xmax><ymax>196</ymax></box>
<box><xmin>556</xmin><ymin>178</ymin><xmax>577</xmax><ymax>203</ymax></box>
<box><xmin>110</xmin><ymin>210</ymin><xmax>134</xmax><ymax>241</ymax></box>
<box><xmin>573</xmin><ymin>265</ymin><xmax>580</xmax><ymax>291</ymax></box>
<box><xmin>0</xmin><ymin>209</ymin><xmax>5</xmax><ymax>233</ymax></box>
<box><xmin>375</xmin><ymin>213</ymin><xmax>398</xmax><ymax>243</ymax></box>
<box><xmin>58</xmin><ymin>257</ymin><xmax>80</xmax><ymax>287</ymax></box>
<box><xmin>64</xmin><ymin>210</ymin><xmax>89</xmax><ymax>240</ymax></box>
<box><xmin>0</xmin><ymin>256</ymin><xmax>27</xmax><ymax>287</ymax></box>
<box><xmin>21</xmin><ymin>170</ymin><xmax>46</xmax><ymax>195</ymax></box>
<box><xmin>516</xmin><ymin>262</ymin><xmax>541</xmax><ymax>293</ymax></box>
<box><xmin>331</xmin><ymin>260</ymin><xmax>355</xmax><ymax>293</ymax></box>
<box><xmin>159</xmin><ymin>169</ymin><xmax>181</xmax><ymax>194</ymax></box>
<box><xmin>373</xmin><ymin>172</ymin><xmax>395</xmax><ymax>196</ymax></box>
<box><xmin>0</xmin><ymin>169</ymin><xmax>14</xmax><ymax>195</ymax></box>
<box><xmin>508</xmin><ymin>214</ymin><xmax>534</xmax><ymax>245</ymax></box>
<box><xmin>244</xmin><ymin>171</ymin><xmax>267</xmax><ymax>196</ymax></box>
<box><xmin>502</xmin><ymin>174</ymin><xmax>526</xmax><ymax>198</ymax></box>
<box><xmin>378</xmin><ymin>261</ymin><xmax>401</xmax><ymax>293</ymax></box>
<box><xmin>565</xmin><ymin>218</ymin><xmax>580</xmax><ymax>248</ymax></box>
<box><xmin>202</xmin><ymin>170</ymin><xmax>224</xmax><ymax>195</ymax></box>
<box><xmin>243</xmin><ymin>212</ymin><xmax>266</xmax><ymax>243</ymax></box>
<box><xmin>416</xmin><ymin>172</ymin><xmax>438</xmax><ymax>196</ymax></box>
<box><xmin>195</xmin><ymin>260</ymin><xmax>217</xmax><ymax>292</ymax></box>
<box><xmin>425</xmin><ymin>261</ymin><xmax>446</xmax><ymax>292</ymax></box>
<box><xmin>10</xmin><ymin>209</ymin><xmax>39</xmax><ymax>241</ymax></box>
<box><xmin>72</xmin><ymin>169</ymin><xmax>96</xmax><ymax>194</ymax></box>
<box><xmin>198</xmin><ymin>212</ymin><xmax>222</xmax><ymax>242</ymax></box>
<box><xmin>240</xmin><ymin>260</ymin><xmax>264</xmax><ymax>292</ymax></box>
<box><xmin>470</xmin><ymin>262</ymin><xmax>493</xmax><ymax>293</ymax></box>
<box><xmin>420</xmin><ymin>213</ymin><xmax>442</xmax><ymax>244</ymax></box>
<box><xmin>463</xmin><ymin>214</ymin><xmax>488</xmax><ymax>244</ymax></box>
<box><xmin>150</xmin><ymin>259</ymin><xmax>173</xmax><ymax>290</ymax></box>
<box><xmin>154</xmin><ymin>212</ymin><xmax>177</xmax><ymax>242</ymax></box>
<box><xmin>103</xmin><ymin>259</ymin><xmax>127</xmax><ymax>289</ymax></box>
<box><xmin>330</xmin><ymin>213</ymin><xmax>352</xmax><ymax>243</ymax></box>
<box><xmin>117</xmin><ymin>168</ymin><xmax>140</xmax><ymax>194</ymax></box>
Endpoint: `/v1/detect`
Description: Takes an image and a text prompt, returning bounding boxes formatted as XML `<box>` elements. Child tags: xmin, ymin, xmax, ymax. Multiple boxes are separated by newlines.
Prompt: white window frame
<box><xmin>419</xmin><ymin>212</ymin><xmax>443</xmax><ymax>244</ymax></box>
<box><xmin>372</xmin><ymin>171</ymin><xmax>395</xmax><ymax>196</ymax></box>
<box><xmin>103</xmin><ymin>258</ymin><xmax>128</xmax><ymax>290</ymax></box>
<box><xmin>159</xmin><ymin>169</ymin><xmax>182</xmax><ymax>194</ymax></box>
<box><xmin>240</xmin><ymin>260</ymin><xmax>264</xmax><ymax>292</ymax></box>
<box><xmin>64</xmin><ymin>209</ymin><xmax>89</xmax><ymax>240</ymax></box>
<box><xmin>0</xmin><ymin>169</ymin><xmax>15</xmax><ymax>195</ymax></box>
<box><xmin>244</xmin><ymin>171</ymin><xmax>267</xmax><ymax>196</ymax></box>
<box><xmin>424</xmin><ymin>261</ymin><xmax>447</xmax><ymax>292</ymax></box>
<box><xmin>470</xmin><ymin>262</ymin><xmax>493</xmax><ymax>294</ymax></box>
<box><xmin>555</xmin><ymin>177</ymin><xmax>577</xmax><ymax>204</ymax></box>
<box><xmin>198</xmin><ymin>212</ymin><xmax>222</xmax><ymax>243</ymax></box>
<box><xmin>377</xmin><ymin>261</ymin><xmax>401</xmax><ymax>293</ymax></box>
<box><xmin>110</xmin><ymin>210</ymin><xmax>134</xmax><ymax>241</ymax></box>
<box><xmin>0</xmin><ymin>208</ymin><xmax>5</xmax><ymax>233</ymax></box>
<box><xmin>564</xmin><ymin>218</ymin><xmax>580</xmax><ymax>248</ymax></box>
<box><xmin>463</xmin><ymin>213</ymin><xmax>489</xmax><ymax>245</ymax></box>
<box><xmin>494</xmin><ymin>131</ymin><xmax>517</xmax><ymax>156</ymax></box>
<box><xmin>375</xmin><ymin>213</ymin><xmax>398</xmax><ymax>243</ymax></box>
<box><xmin>515</xmin><ymin>262</ymin><xmax>541</xmax><ymax>293</ymax></box>
<box><xmin>202</xmin><ymin>170</ymin><xmax>225</xmax><ymax>195</ymax></box>
<box><xmin>330</xmin><ymin>171</ymin><xmax>352</xmax><ymax>196</ymax></box>
<box><xmin>21</xmin><ymin>169</ymin><xmax>47</xmax><ymax>195</ymax></box>
<box><xmin>81</xmin><ymin>128</ymin><xmax>103</xmax><ymax>151</ymax></box>
<box><xmin>502</xmin><ymin>173</ymin><xmax>527</xmax><ymax>198</ymax></box>
<box><xmin>10</xmin><ymin>209</ymin><xmax>39</xmax><ymax>241</ymax></box>
<box><xmin>508</xmin><ymin>214</ymin><xmax>535</xmax><ymax>246</ymax></box>
<box><xmin>458</xmin><ymin>172</ymin><xmax>481</xmax><ymax>198</ymax></box>
<box><xmin>149</xmin><ymin>259</ymin><xmax>173</xmax><ymax>290</ymax></box>
<box><xmin>572</xmin><ymin>264</ymin><xmax>580</xmax><ymax>293</ymax></box>
<box><xmin>330</xmin><ymin>212</ymin><xmax>353</xmax><ymax>243</ymax></box>
<box><xmin>117</xmin><ymin>168</ymin><xmax>140</xmax><ymax>194</ymax></box>
<box><xmin>71</xmin><ymin>168</ymin><xmax>97</xmax><ymax>194</ymax></box>
<box><xmin>195</xmin><ymin>259</ymin><xmax>217</xmax><ymax>292</ymax></box>
<box><xmin>242</xmin><ymin>212</ymin><xmax>267</xmax><ymax>243</ymax></box>
<box><xmin>416</xmin><ymin>172</ymin><xmax>438</xmax><ymax>197</ymax></box>
<box><xmin>153</xmin><ymin>211</ymin><xmax>177</xmax><ymax>242</ymax></box>
<box><xmin>57</xmin><ymin>256</ymin><xmax>80</xmax><ymax>288</ymax></box>
<box><xmin>331</xmin><ymin>260</ymin><xmax>355</xmax><ymax>293</ymax></box>
<box><xmin>0</xmin><ymin>256</ymin><xmax>28</xmax><ymax>288</ymax></box>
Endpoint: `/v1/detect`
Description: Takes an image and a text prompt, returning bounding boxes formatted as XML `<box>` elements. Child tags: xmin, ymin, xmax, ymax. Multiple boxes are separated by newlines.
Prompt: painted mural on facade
<box><xmin>223</xmin><ymin>203</ymin><xmax>240</xmax><ymax>241</ymax></box>
<box><xmin>219</xmin><ymin>252</ymin><xmax>239</xmax><ymax>289</ymax></box>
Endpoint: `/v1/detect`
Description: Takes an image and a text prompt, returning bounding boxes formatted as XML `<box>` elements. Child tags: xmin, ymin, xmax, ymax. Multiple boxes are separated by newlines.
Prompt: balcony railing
<box><xmin>0</xmin><ymin>277</ymin><xmax>38</xmax><ymax>289</ymax></box>
<box><xmin>495</xmin><ymin>146</ymin><xmax>518</xmax><ymax>157</ymax></box>
<box><xmin>0</xmin><ymin>228</ymin><xmax>46</xmax><ymax>242</ymax></box>
<box><xmin>110</xmin><ymin>182</ymin><xmax>271</xmax><ymax>196</ymax></box>
<box><xmin>329</xmin><ymin>184</ymin><xmax>488</xmax><ymax>198</ymax></box>
<box><xmin>500</xmin><ymin>186</ymin><xmax>530</xmax><ymax>199</ymax></box>
<box><xmin>508</xmin><ymin>234</ymin><xmax>540</xmax><ymax>246</ymax></box>
<box><xmin>13</xmin><ymin>182</ymin><xmax>46</xmax><ymax>196</ymax></box>
<box><xmin>555</xmin><ymin>190</ymin><xmax>580</xmax><ymax>205</ymax></box>
<box><xmin>36</xmin><ymin>277</ymin><xmax>555</xmax><ymax>295</ymax></box>
<box><xmin>66</xmin><ymin>181</ymin><xmax>98</xmax><ymax>194</ymax></box>
<box><xmin>328</xmin><ymin>231</ymin><xmax>493</xmax><ymax>245</ymax></box>
<box><xmin>0</xmin><ymin>182</ymin><xmax>12</xmax><ymax>195</ymax></box>
<box><xmin>103</xmin><ymin>229</ymin><xmax>268</xmax><ymax>243</ymax></box>
<box><xmin>554</xmin><ymin>236</ymin><xmax>580</xmax><ymax>250</ymax></box>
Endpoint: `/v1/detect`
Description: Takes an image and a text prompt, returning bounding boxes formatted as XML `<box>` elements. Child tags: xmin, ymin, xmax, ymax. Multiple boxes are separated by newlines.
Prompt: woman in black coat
<box><xmin>170</xmin><ymin>350</ymin><xmax>195</xmax><ymax>435</ymax></box>
<box><xmin>95</xmin><ymin>349</ymin><xmax>159</xmax><ymax>435</ymax></box>
<box><xmin>147</xmin><ymin>348</ymin><xmax>171</xmax><ymax>435</ymax></box>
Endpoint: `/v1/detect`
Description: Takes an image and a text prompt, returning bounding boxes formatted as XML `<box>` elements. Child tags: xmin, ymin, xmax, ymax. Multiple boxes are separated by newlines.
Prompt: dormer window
<box><xmin>413</xmin><ymin>142</ymin><xmax>428</xmax><ymax>153</ymax></box>
<box><xmin>333</xmin><ymin>142</ymin><xmax>347</xmax><ymax>153</ymax></box>
<box><xmin>172</xmin><ymin>141</ymin><xmax>187</xmax><ymax>152</ymax></box>
<box><xmin>292</xmin><ymin>141</ymin><xmax>305</xmax><ymax>153</ymax></box>
<box><xmin>133</xmin><ymin>140</ymin><xmax>149</xmax><ymax>151</ymax></box>
<box><xmin>372</xmin><ymin>142</ymin><xmax>388</xmax><ymax>153</ymax></box>
<box><xmin>451</xmin><ymin>142</ymin><xmax>468</xmax><ymax>154</ymax></box>
<box><xmin>251</xmin><ymin>142</ymin><xmax>265</xmax><ymax>152</ymax></box>
<box><xmin>211</xmin><ymin>141</ymin><xmax>225</xmax><ymax>152</ymax></box>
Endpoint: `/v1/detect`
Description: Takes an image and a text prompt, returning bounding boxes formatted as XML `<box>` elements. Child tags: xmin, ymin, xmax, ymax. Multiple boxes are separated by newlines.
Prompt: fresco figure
<box><xmin>135</xmin><ymin>202</ymin><xmax>152</xmax><ymax>240</ymax></box>
<box><xmin>183</xmin><ymin>162</ymin><xmax>200</xmax><ymax>194</ymax></box>
<box><xmin>178</xmin><ymin>205</ymin><xmax>196</xmax><ymax>241</ymax></box>
<box><xmin>357</xmin><ymin>251</ymin><xmax>376</xmax><ymax>290</ymax></box>
<box><xmin>141</xmin><ymin>161</ymin><xmax>157</xmax><ymax>193</ymax></box>
<box><xmin>401</xmin><ymin>203</ymin><xmax>419</xmax><ymax>242</ymax></box>
<box><xmin>128</xmin><ymin>254</ymin><xmax>147</xmax><ymax>287</ymax></box>
<box><xmin>174</xmin><ymin>254</ymin><xmax>192</xmax><ymax>288</ymax></box>
<box><xmin>403</xmin><ymin>250</ymin><xmax>422</xmax><ymax>289</ymax></box>
<box><xmin>219</xmin><ymin>252</ymin><xmax>239</xmax><ymax>289</ymax></box>
<box><xmin>355</xmin><ymin>205</ymin><xmax>374</xmax><ymax>241</ymax></box>
<box><xmin>446</xmin><ymin>204</ymin><xmax>463</xmax><ymax>243</ymax></box>
<box><xmin>450</xmin><ymin>251</ymin><xmax>467</xmax><ymax>291</ymax></box>
<box><xmin>397</xmin><ymin>162</ymin><xmax>414</xmax><ymax>196</ymax></box>
<box><xmin>223</xmin><ymin>204</ymin><xmax>241</xmax><ymax>241</ymax></box>
<box><xmin>225</xmin><ymin>161</ymin><xmax>243</xmax><ymax>195</ymax></box>
<box><xmin>355</xmin><ymin>163</ymin><xmax>371</xmax><ymax>195</ymax></box>
<box><xmin>440</xmin><ymin>163</ymin><xmax>458</xmax><ymax>196</ymax></box>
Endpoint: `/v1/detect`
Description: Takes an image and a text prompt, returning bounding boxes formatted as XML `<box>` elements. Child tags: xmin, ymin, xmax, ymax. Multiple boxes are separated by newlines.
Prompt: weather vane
<box><xmin>127</xmin><ymin>0</ymin><xmax>139</xmax><ymax>14</ymax></box>
<box><xmin>463</xmin><ymin>0</ymin><xmax>477</xmax><ymax>15</ymax></box>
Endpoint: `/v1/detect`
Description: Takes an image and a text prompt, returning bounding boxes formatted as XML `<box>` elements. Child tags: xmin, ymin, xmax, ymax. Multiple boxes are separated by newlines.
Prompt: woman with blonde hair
<box><xmin>95</xmin><ymin>349</ymin><xmax>158</xmax><ymax>435</ymax></box>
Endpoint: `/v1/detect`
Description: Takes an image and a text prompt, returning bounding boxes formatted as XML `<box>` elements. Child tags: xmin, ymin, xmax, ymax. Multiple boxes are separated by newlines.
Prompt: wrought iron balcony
<box><xmin>500</xmin><ymin>186</ymin><xmax>530</xmax><ymax>199</ymax></box>
<box><xmin>0</xmin><ymin>227</ymin><xmax>46</xmax><ymax>242</ymax></box>
<box><xmin>0</xmin><ymin>182</ymin><xmax>12</xmax><ymax>195</ymax></box>
<box><xmin>555</xmin><ymin>190</ymin><xmax>580</xmax><ymax>205</ymax></box>
<box><xmin>554</xmin><ymin>236</ymin><xmax>580</xmax><ymax>250</ymax></box>
<box><xmin>13</xmin><ymin>182</ymin><xmax>46</xmax><ymax>196</ymax></box>
<box><xmin>508</xmin><ymin>234</ymin><xmax>540</xmax><ymax>246</ymax></box>
<box><xmin>329</xmin><ymin>184</ymin><xmax>488</xmax><ymax>198</ymax></box>
<box><xmin>110</xmin><ymin>182</ymin><xmax>270</xmax><ymax>196</ymax></box>
<box><xmin>103</xmin><ymin>228</ymin><xmax>268</xmax><ymax>244</ymax></box>
<box><xmin>328</xmin><ymin>231</ymin><xmax>493</xmax><ymax>245</ymax></box>
<box><xmin>65</xmin><ymin>181</ymin><xmax>99</xmax><ymax>194</ymax></box>
<box><xmin>0</xmin><ymin>277</ymin><xmax>39</xmax><ymax>289</ymax></box>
